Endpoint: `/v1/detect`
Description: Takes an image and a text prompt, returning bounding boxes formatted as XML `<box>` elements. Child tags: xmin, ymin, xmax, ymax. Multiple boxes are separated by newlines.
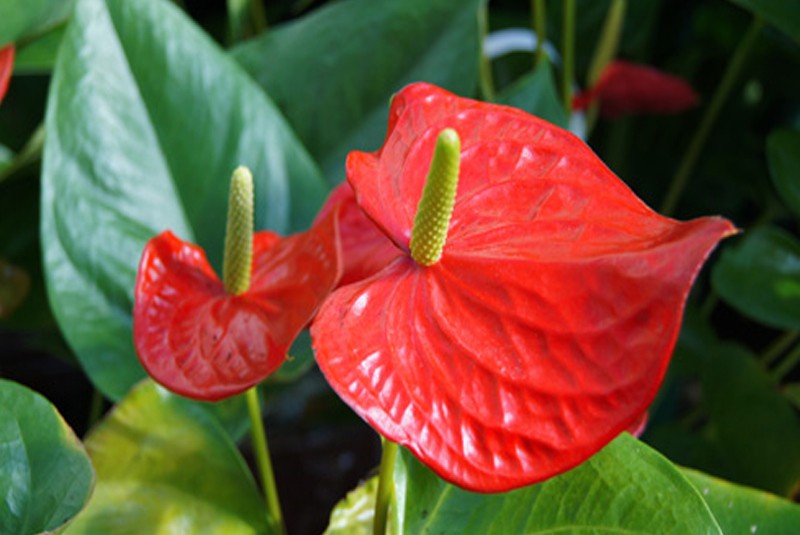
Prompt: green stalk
<box><xmin>532</xmin><ymin>0</ymin><xmax>547</xmax><ymax>68</ymax></box>
<box><xmin>86</xmin><ymin>388</ymin><xmax>105</xmax><ymax>433</ymax></box>
<box><xmin>660</xmin><ymin>17</ymin><xmax>763</xmax><ymax>216</ymax></box>
<box><xmin>478</xmin><ymin>1</ymin><xmax>496</xmax><ymax>101</ymax></box>
<box><xmin>0</xmin><ymin>123</ymin><xmax>44</xmax><ymax>184</ymax></box>
<box><xmin>586</xmin><ymin>0</ymin><xmax>626</xmax><ymax>87</ymax></box>
<box><xmin>561</xmin><ymin>0</ymin><xmax>576</xmax><ymax>114</ymax></box>
<box><xmin>373</xmin><ymin>439</ymin><xmax>399</xmax><ymax>535</ymax></box>
<box><xmin>772</xmin><ymin>343</ymin><xmax>800</xmax><ymax>383</ymax></box>
<box><xmin>760</xmin><ymin>330</ymin><xmax>800</xmax><ymax>366</ymax></box>
<box><xmin>246</xmin><ymin>387</ymin><xmax>285</xmax><ymax>535</ymax></box>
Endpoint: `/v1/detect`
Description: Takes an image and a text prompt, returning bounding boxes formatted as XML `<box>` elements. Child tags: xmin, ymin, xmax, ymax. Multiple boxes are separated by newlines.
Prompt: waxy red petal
<box><xmin>0</xmin><ymin>46</ymin><xmax>15</xmax><ymax>104</ymax></box>
<box><xmin>314</xmin><ymin>181</ymin><xmax>401</xmax><ymax>287</ymax></box>
<box><xmin>573</xmin><ymin>60</ymin><xmax>698</xmax><ymax>118</ymax></box>
<box><xmin>134</xmin><ymin>213</ymin><xmax>341</xmax><ymax>401</ymax></box>
<box><xmin>312</xmin><ymin>83</ymin><xmax>735</xmax><ymax>492</ymax></box>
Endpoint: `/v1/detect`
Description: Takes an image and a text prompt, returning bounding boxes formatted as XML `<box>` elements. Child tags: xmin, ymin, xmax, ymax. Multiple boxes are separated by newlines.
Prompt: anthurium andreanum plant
<box><xmin>2</xmin><ymin>0</ymin><xmax>800</xmax><ymax>534</ymax></box>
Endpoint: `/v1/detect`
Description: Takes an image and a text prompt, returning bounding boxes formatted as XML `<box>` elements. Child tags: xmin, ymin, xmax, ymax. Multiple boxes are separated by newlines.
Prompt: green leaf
<box><xmin>233</xmin><ymin>0</ymin><xmax>483</xmax><ymax>183</ymax></box>
<box><xmin>270</xmin><ymin>329</ymin><xmax>316</xmax><ymax>383</ymax></box>
<box><xmin>495</xmin><ymin>59</ymin><xmax>569</xmax><ymax>129</ymax></box>
<box><xmin>42</xmin><ymin>0</ymin><xmax>328</xmax><ymax>400</ymax></box>
<box><xmin>767</xmin><ymin>129</ymin><xmax>800</xmax><ymax>217</ymax></box>
<box><xmin>393</xmin><ymin>433</ymin><xmax>722</xmax><ymax>534</ymax></box>
<box><xmin>683</xmin><ymin>468</ymin><xmax>800</xmax><ymax>534</ymax></box>
<box><xmin>13</xmin><ymin>24</ymin><xmax>66</xmax><ymax>74</ymax></box>
<box><xmin>701</xmin><ymin>342</ymin><xmax>800</xmax><ymax>496</ymax></box>
<box><xmin>0</xmin><ymin>0</ymin><xmax>73</xmax><ymax>46</ymax></box>
<box><xmin>712</xmin><ymin>226</ymin><xmax>800</xmax><ymax>330</ymax></box>
<box><xmin>65</xmin><ymin>380</ymin><xmax>272</xmax><ymax>534</ymax></box>
<box><xmin>0</xmin><ymin>379</ymin><xmax>94</xmax><ymax>534</ymax></box>
<box><xmin>324</xmin><ymin>477</ymin><xmax>379</xmax><ymax>535</ymax></box>
<box><xmin>727</xmin><ymin>0</ymin><xmax>800</xmax><ymax>43</ymax></box>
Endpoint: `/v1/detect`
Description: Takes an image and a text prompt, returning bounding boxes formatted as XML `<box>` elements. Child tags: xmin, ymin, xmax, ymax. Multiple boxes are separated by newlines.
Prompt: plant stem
<box><xmin>245</xmin><ymin>387</ymin><xmax>285</xmax><ymax>534</ymax></box>
<box><xmin>561</xmin><ymin>0</ymin><xmax>576</xmax><ymax>114</ymax></box>
<box><xmin>86</xmin><ymin>388</ymin><xmax>105</xmax><ymax>433</ymax></box>
<box><xmin>373</xmin><ymin>439</ymin><xmax>398</xmax><ymax>535</ymax></box>
<box><xmin>0</xmin><ymin>123</ymin><xmax>45</xmax><ymax>184</ymax></box>
<box><xmin>478</xmin><ymin>1</ymin><xmax>496</xmax><ymax>101</ymax></box>
<box><xmin>772</xmin><ymin>343</ymin><xmax>800</xmax><ymax>383</ymax></box>
<box><xmin>531</xmin><ymin>0</ymin><xmax>546</xmax><ymax>68</ymax></box>
<box><xmin>660</xmin><ymin>17</ymin><xmax>763</xmax><ymax>216</ymax></box>
<box><xmin>760</xmin><ymin>330</ymin><xmax>800</xmax><ymax>366</ymax></box>
<box><xmin>587</xmin><ymin>0</ymin><xmax>626</xmax><ymax>87</ymax></box>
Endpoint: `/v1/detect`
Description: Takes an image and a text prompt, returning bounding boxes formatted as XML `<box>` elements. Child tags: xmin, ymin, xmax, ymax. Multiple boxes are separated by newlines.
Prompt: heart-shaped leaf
<box><xmin>392</xmin><ymin>433</ymin><xmax>722</xmax><ymax>534</ymax></box>
<box><xmin>683</xmin><ymin>468</ymin><xmax>800</xmax><ymax>534</ymax></box>
<box><xmin>232</xmin><ymin>0</ymin><xmax>483</xmax><ymax>182</ymax></box>
<box><xmin>767</xmin><ymin>129</ymin><xmax>800</xmax><ymax>217</ymax></box>
<box><xmin>42</xmin><ymin>0</ymin><xmax>328</xmax><ymax>400</ymax></box>
<box><xmin>65</xmin><ymin>380</ymin><xmax>272</xmax><ymax>534</ymax></box>
<box><xmin>0</xmin><ymin>379</ymin><xmax>94</xmax><ymax>534</ymax></box>
<box><xmin>712</xmin><ymin>226</ymin><xmax>800</xmax><ymax>330</ymax></box>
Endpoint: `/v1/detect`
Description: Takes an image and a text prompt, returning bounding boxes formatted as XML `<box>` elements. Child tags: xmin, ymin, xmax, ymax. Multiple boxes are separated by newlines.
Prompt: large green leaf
<box><xmin>727</xmin><ymin>0</ymin><xmax>800</xmax><ymax>43</ymax></box>
<box><xmin>232</xmin><ymin>0</ymin><xmax>483</xmax><ymax>183</ymax></box>
<box><xmin>42</xmin><ymin>0</ymin><xmax>328</xmax><ymax>400</ymax></box>
<box><xmin>323</xmin><ymin>477</ymin><xmax>379</xmax><ymax>535</ymax></box>
<box><xmin>0</xmin><ymin>0</ymin><xmax>73</xmax><ymax>46</ymax></box>
<box><xmin>683</xmin><ymin>468</ymin><xmax>800</xmax><ymax>534</ymax></box>
<box><xmin>712</xmin><ymin>226</ymin><xmax>800</xmax><ymax>330</ymax></box>
<box><xmin>496</xmin><ymin>59</ymin><xmax>569</xmax><ymax>129</ymax></box>
<box><xmin>701</xmin><ymin>342</ymin><xmax>800</xmax><ymax>496</ymax></box>
<box><xmin>65</xmin><ymin>380</ymin><xmax>272</xmax><ymax>534</ymax></box>
<box><xmin>393</xmin><ymin>433</ymin><xmax>722</xmax><ymax>534</ymax></box>
<box><xmin>0</xmin><ymin>379</ymin><xmax>94</xmax><ymax>534</ymax></box>
<box><xmin>767</xmin><ymin>129</ymin><xmax>800</xmax><ymax>217</ymax></box>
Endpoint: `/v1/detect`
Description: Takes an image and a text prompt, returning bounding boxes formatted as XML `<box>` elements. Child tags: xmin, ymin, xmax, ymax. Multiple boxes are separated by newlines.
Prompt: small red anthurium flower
<box><xmin>0</xmin><ymin>45</ymin><xmax>15</xmax><ymax>104</ymax></box>
<box><xmin>311</xmin><ymin>82</ymin><xmax>735</xmax><ymax>492</ymax></box>
<box><xmin>573</xmin><ymin>59</ymin><xmax>698</xmax><ymax>118</ymax></box>
<box><xmin>134</xmin><ymin>167</ymin><xmax>341</xmax><ymax>401</ymax></box>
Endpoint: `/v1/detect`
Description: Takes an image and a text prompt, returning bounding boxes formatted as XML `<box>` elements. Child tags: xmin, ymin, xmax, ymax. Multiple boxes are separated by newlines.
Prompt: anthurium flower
<box><xmin>311</xmin><ymin>82</ymin><xmax>735</xmax><ymax>492</ymax></box>
<box><xmin>573</xmin><ymin>59</ymin><xmax>698</xmax><ymax>118</ymax></box>
<box><xmin>314</xmin><ymin>181</ymin><xmax>401</xmax><ymax>287</ymax></box>
<box><xmin>0</xmin><ymin>46</ymin><xmax>14</xmax><ymax>104</ymax></box>
<box><xmin>134</xmin><ymin>167</ymin><xmax>341</xmax><ymax>401</ymax></box>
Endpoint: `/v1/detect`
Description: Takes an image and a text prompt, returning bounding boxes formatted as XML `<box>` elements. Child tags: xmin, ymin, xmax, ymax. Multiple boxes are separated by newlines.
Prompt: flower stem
<box><xmin>561</xmin><ymin>0</ymin><xmax>576</xmax><ymax>114</ymax></box>
<box><xmin>660</xmin><ymin>16</ymin><xmax>763</xmax><ymax>216</ymax></box>
<box><xmin>373</xmin><ymin>439</ymin><xmax>398</xmax><ymax>535</ymax></box>
<box><xmin>772</xmin><ymin>343</ymin><xmax>800</xmax><ymax>383</ymax></box>
<box><xmin>531</xmin><ymin>0</ymin><xmax>546</xmax><ymax>68</ymax></box>
<box><xmin>478</xmin><ymin>1</ymin><xmax>496</xmax><ymax>101</ymax></box>
<box><xmin>586</xmin><ymin>0</ymin><xmax>626</xmax><ymax>87</ymax></box>
<box><xmin>245</xmin><ymin>387</ymin><xmax>285</xmax><ymax>534</ymax></box>
<box><xmin>0</xmin><ymin>122</ymin><xmax>44</xmax><ymax>185</ymax></box>
<box><xmin>760</xmin><ymin>330</ymin><xmax>800</xmax><ymax>366</ymax></box>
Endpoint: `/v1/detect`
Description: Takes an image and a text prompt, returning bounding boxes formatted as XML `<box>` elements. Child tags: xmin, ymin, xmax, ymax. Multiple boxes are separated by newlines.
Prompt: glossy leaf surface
<box><xmin>65</xmin><ymin>380</ymin><xmax>271</xmax><ymax>534</ymax></box>
<box><xmin>573</xmin><ymin>60</ymin><xmax>698</xmax><ymax>118</ymax></box>
<box><xmin>728</xmin><ymin>0</ymin><xmax>800</xmax><ymax>43</ymax></box>
<box><xmin>323</xmin><ymin>477</ymin><xmax>378</xmax><ymax>535</ymax></box>
<box><xmin>42</xmin><ymin>0</ymin><xmax>327</xmax><ymax>400</ymax></box>
<box><xmin>393</xmin><ymin>433</ymin><xmax>722</xmax><ymax>534</ymax></box>
<box><xmin>312</xmin><ymin>82</ymin><xmax>735</xmax><ymax>491</ymax></box>
<box><xmin>134</xmin><ymin>213</ymin><xmax>340</xmax><ymax>401</ymax></box>
<box><xmin>0</xmin><ymin>0</ymin><xmax>73</xmax><ymax>46</ymax></box>
<box><xmin>712</xmin><ymin>226</ymin><xmax>800</xmax><ymax>329</ymax></box>
<box><xmin>683</xmin><ymin>468</ymin><xmax>800</xmax><ymax>534</ymax></box>
<box><xmin>314</xmin><ymin>181</ymin><xmax>401</xmax><ymax>287</ymax></box>
<box><xmin>0</xmin><ymin>379</ymin><xmax>94</xmax><ymax>535</ymax></box>
<box><xmin>233</xmin><ymin>0</ymin><xmax>482</xmax><ymax>182</ymax></box>
<box><xmin>767</xmin><ymin>129</ymin><xmax>800</xmax><ymax>217</ymax></box>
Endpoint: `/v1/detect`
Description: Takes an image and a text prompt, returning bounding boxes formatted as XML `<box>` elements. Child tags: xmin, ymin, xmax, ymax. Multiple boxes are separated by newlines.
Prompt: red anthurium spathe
<box><xmin>573</xmin><ymin>59</ymin><xmax>698</xmax><ymax>118</ymax></box>
<box><xmin>134</xmin><ymin>173</ymin><xmax>341</xmax><ymax>402</ymax></box>
<box><xmin>0</xmin><ymin>46</ymin><xmax>15</xmax><ymax>104</ymax></box>
<box><xmin>314</xmin><ymin>181</ymin><xmax>402</xmax><ymax>287</ymax></box>
<box><xmin>311</xmin><ymin>82</ymin><xmax>735</xmax><ymax>492</ymax></box>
